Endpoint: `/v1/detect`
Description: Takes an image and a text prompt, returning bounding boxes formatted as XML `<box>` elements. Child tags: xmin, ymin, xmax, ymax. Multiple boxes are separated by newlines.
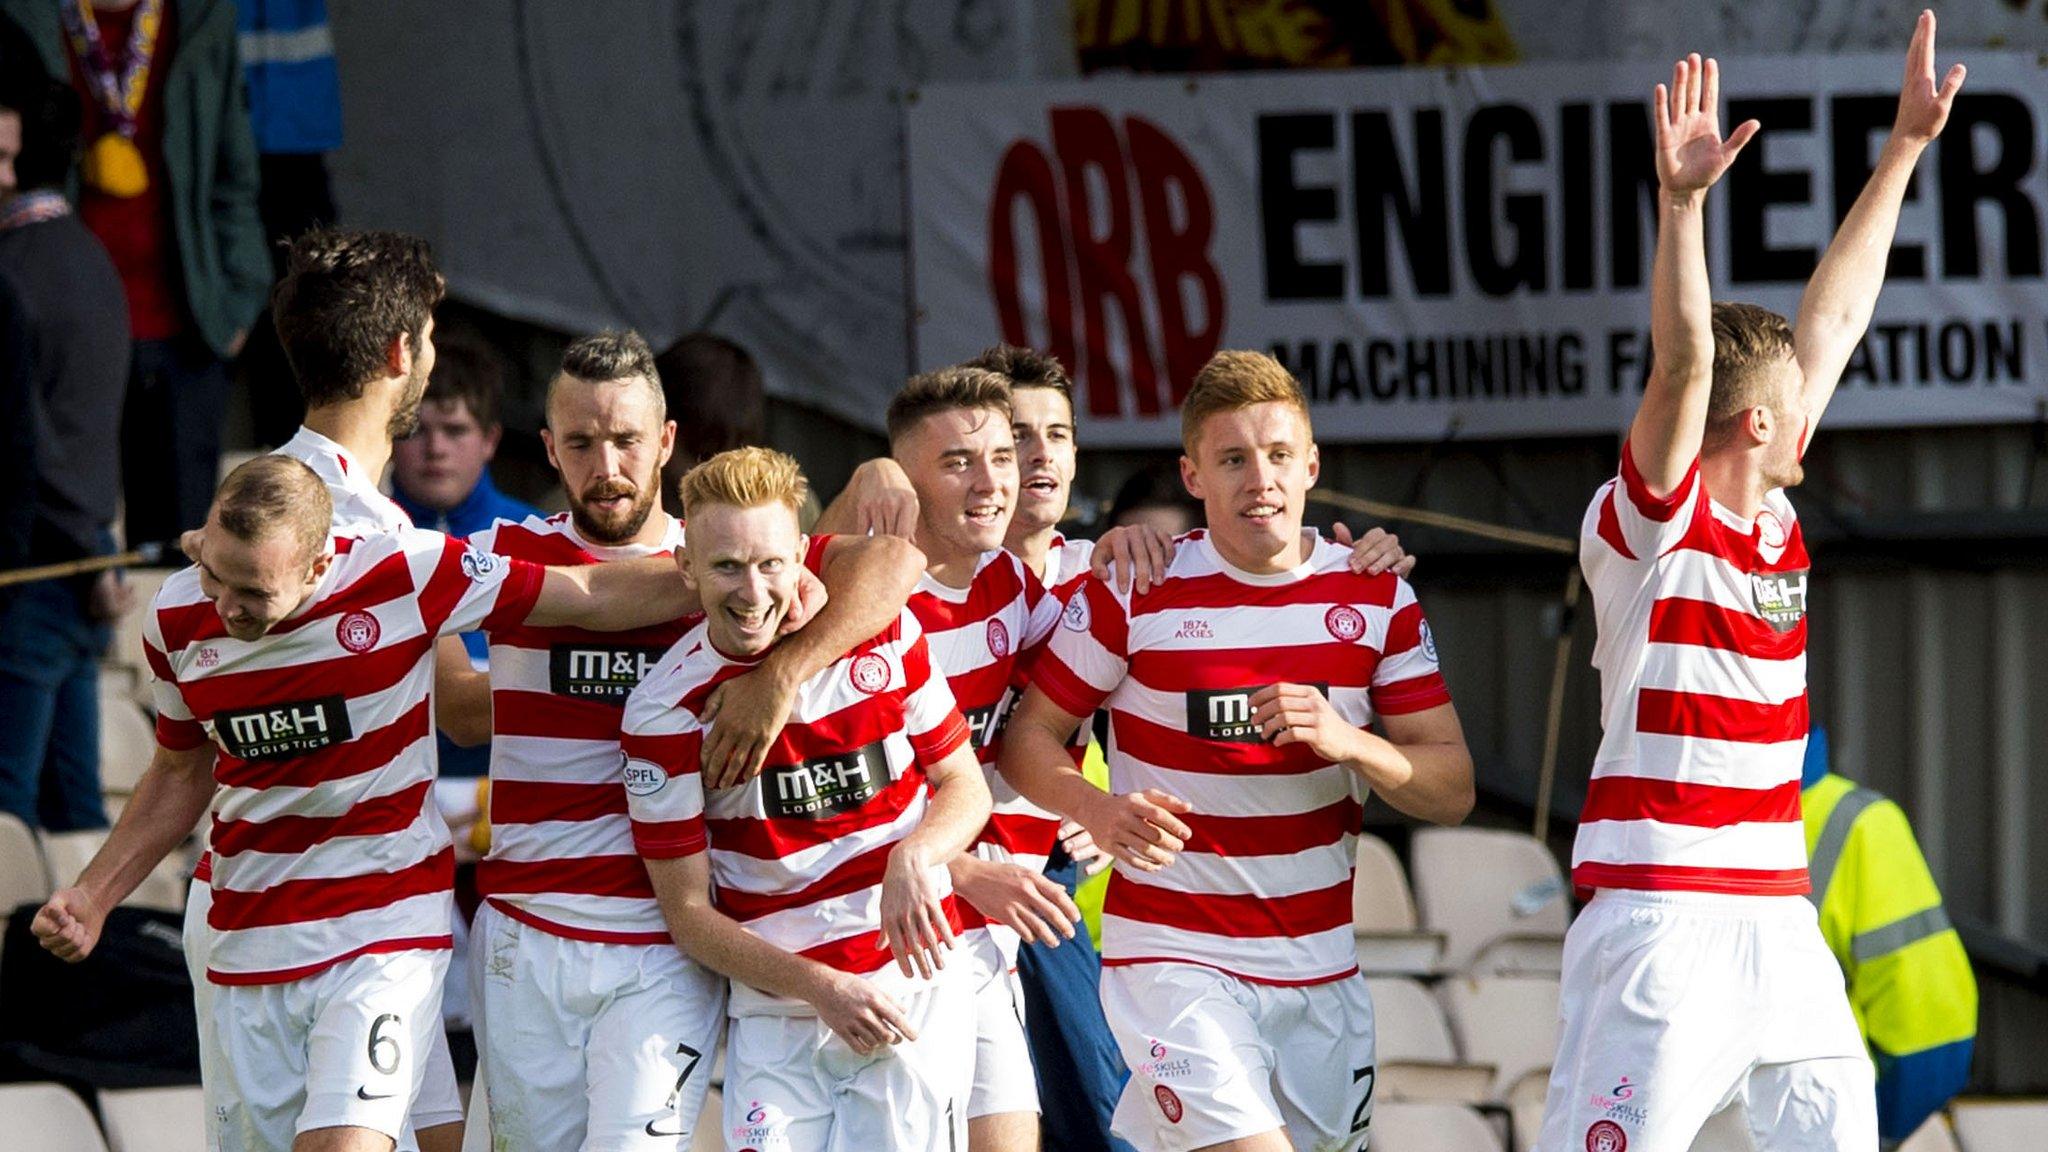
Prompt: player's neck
<box><xmin>301</xmin><ymin>402</ymin><xmax>395</xmax><ymax>487</ymax></box>
<box><xmin>1208</xmin><ymin>524</ymin><xmax>1309</xmax><ymax>576</ymax></box>
<box><xmin>1700</xmin><ymin>452</ymin><xmax>1769</xmax><ymax>522</ymax></box>
<box><xmin>1005</xmin><ymin>523</ymin><xmax>1056</xmax><ymax>579</ymax></box>
<box><xmin>923</xmin><ymin>547</ymin><xmax>980</xmax><ymax>590</ymax></box>
<box><xmin>601</xmin><ymin>508</ymin><xmax>676</xmax><ymax>552</ymax></box>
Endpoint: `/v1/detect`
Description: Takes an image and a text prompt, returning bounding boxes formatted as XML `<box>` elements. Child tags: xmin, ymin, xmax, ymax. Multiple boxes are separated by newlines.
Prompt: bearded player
<box><xmin>1001</xmin><ymin>351</ymin><xmax>1473</xmax><ymax>1152</ymax></box>
<box><xmin>1540</xmin><ymin>19</ymin><xmax>1963</xmax><ymax>1152</ymax></box>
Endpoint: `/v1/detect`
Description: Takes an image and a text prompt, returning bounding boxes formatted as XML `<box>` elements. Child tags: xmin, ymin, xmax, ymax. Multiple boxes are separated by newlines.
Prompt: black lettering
<box><xmin>1985</xmin><ymin>319</ymin><xmax>2022</xmax><ymax>381</ymax></box>
<box><xmin>1270</xmin><ymin>341</ymin><xmax>1320</xmax><ymax>395</ymax></box>
<box><xmin>1938</xmin><ymin>94</ymin><xmax>2042</xmax><ymax>279</ymax></box>
<box><xmin>1353</xmin><ymin>109</ymin><xmax>1452</xmax><ymax>297</ymax></box>
<box><xmin>1258</xmin><ymin>114</ymin><xmax>1343</xmax><ymax>300</ymax></box>
<box><xmin>1368</xmin><ymin>340</ymin><xmax>1398</xmax><ymax>399</ymax></box>
<box><xmin>1463</xmin><ymin>104</ymin><xmax>1547</xmax><ymax>296</ymax></box>
<box><xmin>1727</xmin><ymin>97</ymin><xmax>1818</xmax><ymax>283</ymax></box>
<box><xmin>1606</xmin><ymin>101</ymin><xmax>1658</xmax><ymax>288</ymax></box>
<box><xmin>1329</xmin><ymin>340</ymin><xmax>1362</xmax><ymax>401</ymax></box>
<box><xmin>1938</xmin><ymin>321</ymin><xmax>1975</xmax><ymax>382</ymax></box>
<box><xmin>1608</xmin><ymin>328</ymin><xmax>1645</xmax><ymax>395</ymax></box>
<box><xmin>1560</xmin><ymin>103</ymin><xmax>1596</xmax><ymax>291</ymax></box>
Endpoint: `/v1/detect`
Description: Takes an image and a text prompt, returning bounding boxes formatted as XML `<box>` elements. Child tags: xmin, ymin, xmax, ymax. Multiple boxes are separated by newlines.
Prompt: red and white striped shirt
<box><xmin>1032</xmin><ymin>532</ymin><xmax>1450</xmax><ymax>985</ymax></box>
<box><xmin>147</xmin><ymin>530</ymin><xmax>544</xmax><ymax>984</ymax></box>
<box><xmin>1574</xmin><ymin>446</ymin><xmax>1811</xmax><ymax>897</ymax></box>
<box><xmin>189</xmin><ymin>430</ymin><xmax>419</xmax><ymax>889</ymax></box>
<box><xmin>908</xmin><ymin>551</ymin><xmax>1061</xmax><ymax>959</ymax></box>
<box><xmin>620</xmin><ymin>610</ymin><xmax>971</xmax><ymax>1014</ymax></box>
<box><xmin>473</xmin><ymin>512</ymin><xmax>694</xmax><ymax>944</ymax></box>
<box><xmin>1041</xmin><ymin>534</ymin><xmax>1096</xmax><ymax>604</ymax></box>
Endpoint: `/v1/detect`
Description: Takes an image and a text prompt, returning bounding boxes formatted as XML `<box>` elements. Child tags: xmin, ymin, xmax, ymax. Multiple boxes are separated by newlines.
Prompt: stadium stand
<box><xmin>1410</xmin><ymin>828</ymin><xmax>1568</xmax><ymax>976</ymax></box>
<box><xmin>1897</xmin><ymin>1112</ymin><xmax>1963</xmax><ymax>1152</ymax></box>
<box><xmin>696</xmin><ymin>1088</ymin><xmax>724</xmax><ymax>1151</ymax></box>
<box><xmin>108</xmin><ymin>568</ymin><xmax>169</xmax><ymax>696</ymax></box>
<box><xmin>99</xmin><ymin>1085</ymin><xmax>205</xmax><ymax>1152</ymax></box>
<box><xmin>1950</xmin><ymin>1098</ymin><xmax>2048</xmax><ymax>1152</ymax></box>
<box><xmin>1352</xmin><ymin>833</ymin><xmax>1446</xmax><ymax>975</ymax></box>
<box><xmin>0</xmin><ymin>1082</ymin><xmax>108</xmax><ymax>1152</ymax></box>
<box><xmin>0</xmin><ymin>813</ymin><xmax>50</xmax><ymax>960</ymax></box>
<box><xmin>38</xmin><ymin>830</ymin><xmax>189</xmax><ymax>913</ymax></box>
<box><xmin>1504</xmin><ymin>1068</ymin><xmax>1549</xmax><ymax>1152</ymax></box>
<box><xmin>1371</xmin><ymin>1100</ymin><xmax>1505</xmax><ymax>1152</ymax></box>
<box><xmin>96</xmin><ymin>693</ymin><xmax>155</xmax><ymax>798</ymax></box>
<box><xmin>1363</xmin><ymin>976</ymin><xmax>1494</xmax><ymax>1104</ymax></box>
<box><xmin>1437</xmin><ymin>975</ymin><xmax>1562</xmax><ymax>1101</ymax></box>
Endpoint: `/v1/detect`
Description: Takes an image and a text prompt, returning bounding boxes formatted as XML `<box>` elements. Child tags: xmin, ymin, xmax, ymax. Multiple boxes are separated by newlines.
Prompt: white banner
<box><xmin>907</xmin><ymin>54</ymin><xmax>2048</xmax><ymax>445</ymax></box>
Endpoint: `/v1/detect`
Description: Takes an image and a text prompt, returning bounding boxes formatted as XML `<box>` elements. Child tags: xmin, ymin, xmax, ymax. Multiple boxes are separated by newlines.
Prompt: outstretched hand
<box><xmin>1653</xmin><ymin>54</ymin><xmax>1759</xmax><ymax>196</ymax></box>
<box><xmin>1894</xmin><ymin>9</ymin><xmax>1965</xmax><ymax>145</ymax></box>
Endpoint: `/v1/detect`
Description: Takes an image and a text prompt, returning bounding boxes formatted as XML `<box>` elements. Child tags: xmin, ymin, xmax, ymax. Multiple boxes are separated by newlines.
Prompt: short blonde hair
<box><xmin>1179</xmin><ymin>351</ymin><xmax>1311</xmax><ymax>453</ymax></box>
<box><xmin>678</xmin><ymin>446</ymin><xmax>810</xmax><ymax>520</ymax></box>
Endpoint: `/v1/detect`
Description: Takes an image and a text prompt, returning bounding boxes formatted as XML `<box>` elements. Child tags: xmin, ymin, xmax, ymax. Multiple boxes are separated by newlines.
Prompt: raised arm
<box><xmin>813</xmin><ymin>457</ymin><xmax>921</xmax><ymax>539</ymax></box>
<box><xmin>646</xmin><ymin>852</ymin><xmax>921</xmax><ymax>1054</ymax></box>
<box><xmin>33</xmin><ymin>741</ymin><xmax>215</xmax><ymax>961</ymax></box>
<box><xmin>698</xmin><ymin>534</ymin><xmax>926</xmax><ymax>787</ymax></box>
<box><xmin>1794</xmin><ymin>10</ymin><xmax>1964</xmax><ymax>444</ymax></box>
<box><xmin>1630</xmin><ymin>55</ymin><xmax>1760</xmax><ymax>497</ymax></box>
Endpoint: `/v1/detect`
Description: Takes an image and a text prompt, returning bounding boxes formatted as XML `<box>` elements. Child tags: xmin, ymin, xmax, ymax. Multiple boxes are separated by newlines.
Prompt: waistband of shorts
<box><xmin>1586</xmin><ymin>887</ymin><xmax>1818</xmax><ymax>921</ymax></box>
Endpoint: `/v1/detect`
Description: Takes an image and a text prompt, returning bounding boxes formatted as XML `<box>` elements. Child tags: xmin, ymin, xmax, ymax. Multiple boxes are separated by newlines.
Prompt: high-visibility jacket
<box><xmin>1803</xmin><ymin>772</ymin><xmax>1977</xmax><ymax>1143</ymax></box>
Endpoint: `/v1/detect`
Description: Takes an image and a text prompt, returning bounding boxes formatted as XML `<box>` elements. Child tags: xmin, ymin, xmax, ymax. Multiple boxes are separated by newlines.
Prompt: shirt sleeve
<box><xmin>897</xmin><ymin>613</ymin><xmax>971</xmax><ymax>767</ymax></box>
<box><xmin>402</xmin><ymin>529</ymin><xmax>546</xmax><ymax>637</ymax></box>
<box><xmin>1029</xmin><ymin>575</ymin><xmax>1130</xmax><ymax>719</ymax></box>
<box><xmin>1588</xmin><ymin>440</ymin><xmax>1705</xmax><ymax>563</ymax></box>
<box><xmin>620</xmin><ymin>685</ymin><xmax>710</xmax><ymax>860</ymax></box>
<box><xmin>1369</xmin><ymin>579</ymin><xmax>1452</xmax><ymax>716</ymax></box>
<box><xmin>141</xmin><ymin>609</ymin><xmax>207</xmax><ymax>751</ymax></box>
<box><xmin>804</xmin><ymin>532</ymin><xmax>836</xmax><ymax>574</ymax></box>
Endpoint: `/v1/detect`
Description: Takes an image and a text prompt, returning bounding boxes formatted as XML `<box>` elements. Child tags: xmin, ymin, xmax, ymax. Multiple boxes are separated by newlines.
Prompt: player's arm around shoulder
<box><xmin>34</xmin><ymin>739</ymin><xmax>215</xmax><ymax>962</ymax></box>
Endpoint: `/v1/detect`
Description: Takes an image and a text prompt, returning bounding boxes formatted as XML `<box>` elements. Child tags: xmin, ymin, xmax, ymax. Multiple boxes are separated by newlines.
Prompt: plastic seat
<box><xmin>1353</xmin><ymin>834</ymin><xmax>1446</xmax><ymax>975</ymax></box>
<box><xmin>1364</xmin><ymin>977</ymin><xmax>1494</xmax><ymax>1104</ymax></box>
<box><xmin>1505</xmin><ymin>1067</ymin><xmax>1550</xmax><ymax>1152</ymax></box>
<box><xmin>0</xmin><ymin>811</ymin><xmax>52</xmax><ymax>962</ymax></box>
<box><xmin>1410</xmin><ymin>827</ymin><xmax>1568</xmax><ymax>975</ymax></box>
<box><xmin>1436</xmin><ymin>975</ymin><xmax>1561</xmax><ymax>1101</ymax></box>
<box><xmin>0</xmin><ymin>1083</ymin><xmax>109</xmax><ymax>1152</ymax></box>
<box><xmin>695</xmin><ymin>1087</ymin><xmax>724</xmax><ymax>1151</ymax></box>
<box><xmin>100</xmin><ymin>1085</ymin><xmax>206</xmax><ymax>1152</ymax></box>
<box><xmin>109</xmin><ymin>568</ymin><xmax>170</xmax><ymax>689</ymax></box>
<box><xmin>99</xmin><ymin>692</ymin><xmax>158</xmax><ymax>797</ymax></box>
<box><xmin>1370</xmin><ymin>1100</ymin><xmax>1504</xmax><ymax>1152</ymax></box>
<box><xmin>40</xmin><ymin>829</ymin><xmax>190</xmax><ymax>913</ymax></box>
<box><xmin>1951</xmin><ymin>1098</ymin><xmax>2048</xmax><ymax>1152</ymax></box>
<box><xmin>1897</xmin><ymin>1112</ymin><xmax>1961</xmax><ymax>1152</ymax></box>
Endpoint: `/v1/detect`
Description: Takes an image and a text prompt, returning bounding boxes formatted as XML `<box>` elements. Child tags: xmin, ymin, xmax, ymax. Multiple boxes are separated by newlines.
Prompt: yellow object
<box><xmin>1075</xmin><ymin>741</ymin><xmax>1112</xmax><ymax>947</ymax></box>
<box><xmin>83</xmin><ymin>133</ymin><xmax>149</xmax><ymax>198</ymax></box>
<box><xmin>469</xmin><ymin>777</ymin><xmax>493</xmax><ymax>856</ymax></box>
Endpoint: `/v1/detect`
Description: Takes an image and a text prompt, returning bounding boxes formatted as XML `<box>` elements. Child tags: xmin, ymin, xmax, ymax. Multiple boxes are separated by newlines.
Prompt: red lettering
<box><xmin>1127</xmin><ymin>116</ymin><xmax>1223</xmax><ymax>406</ymax></box>
<box><xmin>987</xmin><ymin>141</ymin><xmax>1076</xmax><ymax>377</ymax></box>
<box><xmin>1051</xmin><ymin>106</ymin><xmax>1161</xmax><ymax>418</ymax></box>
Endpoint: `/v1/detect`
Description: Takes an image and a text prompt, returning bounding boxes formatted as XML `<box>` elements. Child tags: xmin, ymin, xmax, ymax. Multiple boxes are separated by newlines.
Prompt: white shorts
<box><xmin>1102</xmin><ymin>962</ymin><xmax>1375</xmax><ymax>1152</ymax></box>
<box><xmin>212</xmin><ymin>948</ymin><xmax>449</xmax><ymax>1151</ymax></box>
<box><xmin>962</xmin><ymin>929</ymin><xmax>1041</xmax><ymax>1120</ymax></box>
<box><xmin>722</xmin><ymin>970</ymin><xmax>974</xmax><ymax>1152</ymax></box>
<box><xmin>1538</xmin><ymin>890</ymin><xmax>1875</xmax><ymax>1152</ymax></box>
<box><xmin>187</xmin><ymin>879</ymin><xmax>464</xmax><ymax>1150</ymax></box>
<box><xmin>470</xmin><ymin>902</ymin><xmax>728</xmax><ymax>1149</ymax></box>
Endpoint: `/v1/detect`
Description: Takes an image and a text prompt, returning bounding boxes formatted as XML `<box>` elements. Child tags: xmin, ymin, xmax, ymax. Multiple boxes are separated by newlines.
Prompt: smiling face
<box><xmin>1007</xmin><ymin>385</ymin><xmax>1076</xmax><ymax>541</ymax></box>
<box><xmin>1180</xmin><ymin>401</ymin><xmax>1318</xmax><ymax>574</ymax></box>
<box><xmin>680</xmin><ymin>500</ymin><xmax>806</xmax><ymax>659</ymax></box>
<box><xmin>896</xmin><ymin>404</ymin><xmax>1018</xmax><ymax>565</ymax></box>
<box><xmin>543</xmin><ymin>373</ymin><xmax>677</xmax><ymax>546</ymax></box>
<box><xmin>195</xmin><ymin>512</ymin><xmax>330</xmax><ymax>641</ymax></box>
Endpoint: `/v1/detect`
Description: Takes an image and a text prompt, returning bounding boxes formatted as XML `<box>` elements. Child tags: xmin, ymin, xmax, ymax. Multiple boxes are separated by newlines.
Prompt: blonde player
<box><xmin>1001</xmin><ymin>352</ymin><xmax>1475</xmax><ymax>1152</ymax></box>
<box><xmin>34</xmin><ymin>456</ymin><xmax>710</xmax><ymax>1152</ymax></box>
<box><xmin>623</xmin><ymin>448</ymin><xmax>993</xmax><ymax>1151</ymax></box>
<box><xmin>1541</xmin><ymin>19</ymin><xmax>1962</xmax><ymax>1152</ymax></box>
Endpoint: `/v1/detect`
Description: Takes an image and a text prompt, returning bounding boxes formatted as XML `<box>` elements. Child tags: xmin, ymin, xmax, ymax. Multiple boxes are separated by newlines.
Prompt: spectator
<box><xmin>1801</xmin><ymin>726</ymin><xmax>1978</xmax><ymax>1146</ymax></box>
<box><xmin>0</xmin><ymin>43</ymin><xmax>131</xmax><ymax>831</ymax></box>
<box><xmin>393</xmin><ymin>337</ymin><xmax>539</xmax><ymax>778</ymax></box>
<box><xmin>653</xmin><ymin>331</ymin><xmax>765</xmax><ymax>518</ymax></box>
<box><xmin>236</xmin><ymin>0</ymin><xmax>344</xmax><ymax>447</ymax></box>
<box><xmin>1104</xmin><ymin>457</ymin><xmax>1203</xmax><ymax>538</ymax></box>
<box><xmin>0</xmin><ymin>0</ymin><xmax>270</xmax><ymax>550</ymax></box>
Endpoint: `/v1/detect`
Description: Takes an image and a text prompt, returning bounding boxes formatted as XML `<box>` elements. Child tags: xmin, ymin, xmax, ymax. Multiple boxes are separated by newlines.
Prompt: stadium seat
<box><xmin>1352</xmin><ymin>833</ymin><xmax>1446</xmax><ymax>975</ymax></box>
<box><xmin>1505</xmin><ymin>1068</ymin><xmax>1550</xmax><ymax>1152</ymax></box>
<box><xmin>0</xmin><ymin>811</ymin><xmax>52</xmax><ymax>961</ymax></box>
<box><xmin>1410</xmin><ymin>827</ymin><xmax>1568</xmax><ymax>975</ymax></box>
<box><xmin>99</xmin><ymin>692</ymin><xmax>157</xmax><ymax>797</ymax></box>
<box><xmin>1364</xmin><ymin>976</ymin><xmax>1495</xmax><ymax>1104</ymax></box>
<box><xmin>0</xmin><ymin>1082</ymin><xmax>109</xmax><ymax>1152</ymax></box>
<box><xmin>1436</xmin><ymin>975</ymin><xmax>1562</xmax><ymax>1101</ymax></box>
<box><xmin>1898</xmin><ymin>1112</ymin><xmax>1961</xmax><ymax>1152</ymax></box>
<box><xmin>1951</xmin><ymin>1098</ymin><xmax>2048</xmax><ymax>1152</ymax></box>
<box><xmin>696</xmin><ymin>1087</ymin><xmax>724</xmax><ymax>1151</ymax></box>
<box><xmin>39</xmin><ymin>830</ymin><xmax>191</xmax><ymax>913</ymax></box>
<box><xmin>109</xmin><ymin>568</ymin><xmax>170</xmax><ymax>690</ymax></box>
<box><xmin>1370</xmin><ymin>1101</ymin><xmax>1504</xmax><ymax>1152</ymax></box>
<box><xmin>100</xmin><ymin>1085</ymin><xmax>206</xmax><ymax>1152</ymax></box>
